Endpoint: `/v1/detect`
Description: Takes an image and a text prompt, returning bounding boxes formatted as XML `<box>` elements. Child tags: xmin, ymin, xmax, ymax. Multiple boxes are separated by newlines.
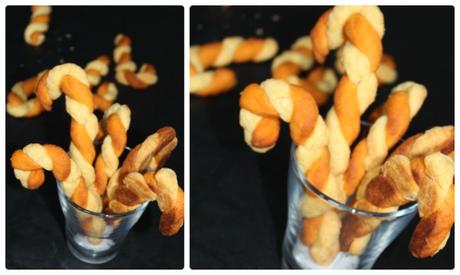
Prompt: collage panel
<box><xmin>6</xmin><ymin>6</ymin><xmax>184</xmax><ymax>268</ymax></box>
<box><xmin>190</xmin><ymin>6</ymin><xmax>454</xmax><ymax>269</ymax></box>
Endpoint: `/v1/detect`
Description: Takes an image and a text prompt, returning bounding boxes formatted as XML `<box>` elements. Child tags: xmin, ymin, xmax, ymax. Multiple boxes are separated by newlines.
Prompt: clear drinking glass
<box><xmin>281</xmin><ymin>144</ymin><xmax>418</xmax><ymax>269</ymax></box>
<box><xmin>56</xmin><ymin>181</ymin><xmax>149</xmax><ymax>264</ymax></box>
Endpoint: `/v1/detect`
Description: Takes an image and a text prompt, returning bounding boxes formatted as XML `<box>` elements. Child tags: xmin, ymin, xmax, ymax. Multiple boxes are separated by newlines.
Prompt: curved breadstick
<box><xmin>190</xmin><ymin>36</ymin><xmax>278</xmax><ymax>97</ymax></box>
<box><xmin>190</xmin><ymin>36</ymin><xmax>278</xmax><ymax>73</ymax></box>
<box><xmin>336</xmin><ymin>51</ymin><xmax>398</xmax><ymax>85</ymax></box>
<box><xmin>93</xmin><ymin>82</ymin><xmax>119</xmax><ymax>112</ymax></box>
<box><xmin>272</xmin><ymin>36</ymin><xmax>315</xmax><ymax>80</ymax></box>
<box><xmin>311</xmin><ymin>6</ymin><xmax>384</xmax><ymax>177</ymax></box>
<box><xmin>6</xmin><ymin>72</ymin><xmax>45</xmax><ymax>117</ymax></box>
<box><xmin>10</xmin><ymin>144</ymin><xmax>102</xmax><ymax>212</ymax></box>
<box><xmin>94</xmin><ymin>104</ymin><xmax>131</xmax><ymax>194</ymax></box>
<box><xmin>85</xmin><ymin>55</ymin><xmax>110</xmax><ymax>87</ymax></box>
<box><xmin>24</xmin><ymin>6</ymin><xmax>51</xmax><ymax>46</ymax></box>
<box><xmin>240</xmin><ymin>79</ymin><xmax>346</xmax><ymax>215</ymax></box>
<box><xmin>113</xmin><ymin>34</ymin><xmax>158</xmax><ymax>89</ymax></box>
<box><xmin>297</xmin><ymin>67</ymin><xmax>337</xmax><ymax>106</ymax></box>
<box><xmin>343</xmin><ymin>81</ymin><xmax>427</xmax><ymax>195</ymax></box>
<box><xmin>144</xmin><ymin>169</ymin><xmax>184</xmax><ymax>236</ymax></box>
<box><xmin>35</xmin><ymin>63</ymin><xmax>99</xmax><ymax>186</ymax></box>
<box><xmin>271</xmin><ymin>36</ymin><xmax>337</xmax><ymax>105</ymax></box>
<box><xmin>190</xmin><ymin>67</ymin><xmax>237</xmax><ymax>96</ymax></box>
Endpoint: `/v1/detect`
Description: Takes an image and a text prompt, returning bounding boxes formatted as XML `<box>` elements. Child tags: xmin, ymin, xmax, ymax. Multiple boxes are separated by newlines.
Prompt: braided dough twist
<box><xmin>10</xmin><ymin>144</ymin><xmax>102</xmax><ymax>212</ymax></box>
<box><xmin>24</xmin><ymin>6</ymin><xmax>51</xmax><ymax>46</ymax></box>
<box><xmin>6</xmin><ymin>71</ymin><xmax>45</xmax><ymax>117</ymax></box>
<box><xmin>271</xmin><ymin>36</ymin><xmax>337</xmax><ymax>105</ymax></box>
<box><xmin>343</xmin><ymin>81</ymin><xmax>427</xmax><ymax>195</ymax></box>
<box><xmin>35</xmin><ymin>63</ymin><xmax>99</xmax><ymax>186</ymax></box>
<box><xmin>113</xmin><ymin>34</ymin><xmax>158</xmax><ymax>89</ymax></box>
<box><xmin>272</xmin><ymin>36</ymin><xmax>315</xmax><ymax>81</ymax></box>
<box><xmin>144</xmin><ymin>169</ymin><xmax>184</xmax><ymax>236</ymax></box>
<box><xmin>190</xmin><ymin>67</ymin><xmax>237</xmax><ymax>96</ymax></box>
<box><xmin>240</xmin><ymin>79</ymin><xmax>345</xmax><ymax>216</ymax></box>
<box><xmin>190</xmin><ymin>36</ymin><xmax>279</xmax><ymax>96</ymax></box>
<box><xmin>85</xmin><ymin>55</ymin><xmax>110</xmax><ymax>87</ymax></box>
<box><xmin>93</xmin><ymin>82</ymin><xmax>119</xmax><ymax>112</ymax></box>
<box><xmin>311</xmin><ymin>6</ymin><xmax>384</xmax><ymax>177</ymax></box>
<box><xmin>94</xmin><ymin>103</ymin><xmax>131</xmax><ymax>194</ymax></box>
<box><xmin>336</xmin><ymin>51</ymin><xmax>398</xmax><ymax>85</ymax></box>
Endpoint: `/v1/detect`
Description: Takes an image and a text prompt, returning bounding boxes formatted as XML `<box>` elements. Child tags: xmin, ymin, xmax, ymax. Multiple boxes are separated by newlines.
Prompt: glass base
<box><xmin>67</xmin><ymin>239</ymin><xmax>118</xmax><ymax>264</ymax></box>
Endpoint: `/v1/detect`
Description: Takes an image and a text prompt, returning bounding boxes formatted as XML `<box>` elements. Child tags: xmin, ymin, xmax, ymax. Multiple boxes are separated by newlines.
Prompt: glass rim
<box><xmin>290</xmin><ymin>143</ymin><xmax>418</xmax><ymax>219</ymax></box>
<box><xmin>56</xmin><ymin>180</ymin><xmax>149</xmax><ymax>218</ymax></box>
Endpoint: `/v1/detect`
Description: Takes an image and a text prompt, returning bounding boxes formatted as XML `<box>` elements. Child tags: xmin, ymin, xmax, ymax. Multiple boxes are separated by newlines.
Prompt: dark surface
<box><xmin>190</xmin><ymin>6</ymin><xmax>454</xmax><ymax>269</ymax></box>
<box><xmin>6</xmin><ymin>6</ymin><xmax>184</xmax><ymax>269</ymax></box>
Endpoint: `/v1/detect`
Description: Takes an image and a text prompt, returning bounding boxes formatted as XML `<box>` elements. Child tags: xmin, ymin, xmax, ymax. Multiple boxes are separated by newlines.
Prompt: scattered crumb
<box><xmin>19</xmin><ymin>63</ymin><xmax>24</xmax><ymax>68</ymax></box>
<box><xmin>196</xmin><ymin>24</ymin><xmax>203</xmax><ymax>31</ymax></box>
<box><xmin>254</xmin><ymin>12</ymin><xmax>261</xmax><ymax>20</ymax></box>
<box><xmin>272</xmin><ymin>14</ymin><xmax>280</xmax><ymax>22</ymax></box>
<box><xmin>65</xmin><ymin>33</ymin><xmax>72</xmax><ymax>39</ymax></box>
<box><xmin>59</xmin><ymin>58</ymin><xmax>65</xmax><ymax>64</ymax></box>
<box><xmin>69</xmin><ymin>46</ymin><xmax>75</xmax><ymax>52</ymax></box>
<box><xmin>57</xmin><ymin>36</ymin><xmax>63</xmax><ymax>42</ymax></box>
<box><xmin>256</xmin><ymin>27</ymin><xmax>264</xmax><ymax>36</ymax></box>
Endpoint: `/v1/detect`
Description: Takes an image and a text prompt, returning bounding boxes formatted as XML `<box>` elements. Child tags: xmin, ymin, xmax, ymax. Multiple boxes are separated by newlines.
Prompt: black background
<box><xmin>190</xmin><ymin>6</ymin><xmax>454</xmax><ymax>269</ymax></box>
<box><xmin>6</xmin><ymin>6</ymin><xmax>184</xmax><ymax>269</ymax></box>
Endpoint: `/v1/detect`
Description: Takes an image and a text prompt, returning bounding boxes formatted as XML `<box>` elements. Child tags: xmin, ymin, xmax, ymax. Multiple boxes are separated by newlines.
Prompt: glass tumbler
<box><xmin>281</xmin><ymin>144</ymin><xmax>418</xmax><ymax>269</ymax></box>
<box><xmin>56</xmin><ymin>181</ymin><xmax>149</xmax><ymax>264</ymax></box>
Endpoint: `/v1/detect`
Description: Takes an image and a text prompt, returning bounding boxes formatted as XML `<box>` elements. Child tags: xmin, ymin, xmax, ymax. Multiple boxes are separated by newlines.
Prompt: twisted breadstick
<box><xmin>343</xmin><ymin>81</ymin><xmax>427</xmax><ymax>195</ymax></box>
<box><xmin>190</xmin><ymin>36</ymin><xmax>279</xmax><ymax>73</ymax></box>
<box><xmin>85</xmin><ymin>55</ymin><xmax>110</xmax><ymax>87</ymax></box>
<box><xmin>190</xmin><ymin>67</ymin><xmax>237</xmax><ymax>96</ymax></box>
<box><xmin>113</xmin><ymin>34</ymin><xmax>158</xmax><ymax>89</ymax></box>
<box><xmin>10</xmin><ymin>144</ymin><xmax>102</xmax><ymax>212</ymax></box>
<box><xmin>94</xmin><ymin>104</ymin><xmax>131</xmax><ymax>194</ymax></box>
<box><xmin>240</xmin><ymin>79</ymin><xmax>345</xmax><ymax>211</ymax></box>
<box><xmin>311</xmin><ymin>6</ymin><xmax>384</xmax><ymax>177</ymax></box>
<box><xmin>298</xmin><ymin>67</ymin><xmax>337</xmax><ymax>106</ymax></box>
<box><xmin>6</xmin><ymin>72</ymin><xmax>45</xmax><ymax>117</ymax></box>
<box><xmin>190</xmin><ymin>36</ymin><xmax>279</xmax><ymax>97</ymax></box>
<box><xmin>144</xmin><ymin>169</ymin><xmax>184</xmax><ymax>236</ymax></box>
<box><xmin>93</xmin><ymin>82</ymin><xmax>119</xmax><ymax>112</ymax></box>
<box><xmin>24</xmin><ymin>6</ymin><xmax>51</xmax><ymax>46</ymax></box>
<box><xmin>271</xmin><ymin>36</ymin><xmax>314</xmax><ymax>81</ymax></box>
<box><xmin>340</xmin><ymin>126</ymin><xmax>454</xmax><ymax>256</ymax></box>
<box><xmin>35</xmin><ymin>63</ymin><xmax>99</xmax><ymax>186</ymax></box>
<box><xmin>270</xmin><ymin>36</ymin><xmax>337</xmax><ymax>106</ymax></box>
<box><xmin>336</xmin><ymin>51</ymin><xmax>398</xmax><ymax>85</ymax></box>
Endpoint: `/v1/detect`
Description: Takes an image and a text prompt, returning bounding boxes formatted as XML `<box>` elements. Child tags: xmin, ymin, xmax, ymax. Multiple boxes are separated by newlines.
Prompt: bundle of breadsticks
<box><xmin>239</xmin><ymin>6</ymin><xmax>453</xmax><ymax>266</ymax></box>
<box><xmin>10</xmin><ymin>63</ymin><xmax>183</xmax><ymax>237</ymax></box>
